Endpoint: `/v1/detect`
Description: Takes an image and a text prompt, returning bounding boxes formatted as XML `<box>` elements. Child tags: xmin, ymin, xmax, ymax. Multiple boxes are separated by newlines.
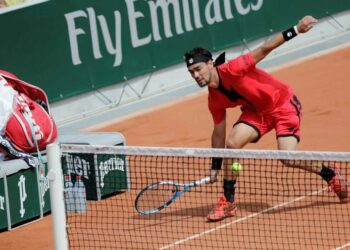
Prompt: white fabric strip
<box><xmin>0</xmin><ymin>76</ymin><xmax>17</xmax><ymax>133</ymax></box>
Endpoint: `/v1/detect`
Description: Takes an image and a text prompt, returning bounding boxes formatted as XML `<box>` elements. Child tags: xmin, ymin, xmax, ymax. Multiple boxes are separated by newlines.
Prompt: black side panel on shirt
<box><xmin>217</xmin><ymin>79</ymin><xmax>255</xmax><ymax>109</ymax></box>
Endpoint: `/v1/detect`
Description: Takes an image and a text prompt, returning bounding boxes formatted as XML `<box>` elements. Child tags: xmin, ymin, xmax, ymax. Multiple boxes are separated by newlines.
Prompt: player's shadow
<box><xmin>235</xmin><ymin>201</ymin><xmax>271</xmax><ymax>213</ymax></box>
<box><xmin>132</xmin><ymin>203</ymin><xmax>212</xmax><ymax>221</ymax></box>
<box><xmin>133</xmin><ymin>199</ymin><xmax>340</xmax><ymax>223</ymax></box>
<box><xmin>131</xmin><ymin>204</ymin><xmax>213</xmax><ymax>230</ymax></box>
<box><xmin>237</xmin><ymin>200</ymin><xmax>340</xmax><ymax>214</ymax></box>
<box><xmin>131</xmin><ymin>199</ymin><xmax>341</xmax><ymax>231</ymax></box>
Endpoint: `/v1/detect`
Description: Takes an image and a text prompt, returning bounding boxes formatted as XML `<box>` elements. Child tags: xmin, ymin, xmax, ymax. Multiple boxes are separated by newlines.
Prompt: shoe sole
<box><xmin>207</xmin><ymin>211</ymin><xmax>237</xmax><ymax>222</ymax></box>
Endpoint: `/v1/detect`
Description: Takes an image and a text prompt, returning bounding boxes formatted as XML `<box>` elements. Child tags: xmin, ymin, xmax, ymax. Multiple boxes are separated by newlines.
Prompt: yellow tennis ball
<box><xmin>231</xmin><ymin>162</ymin><xmax>242</xmax><ymax>173</ymax></box>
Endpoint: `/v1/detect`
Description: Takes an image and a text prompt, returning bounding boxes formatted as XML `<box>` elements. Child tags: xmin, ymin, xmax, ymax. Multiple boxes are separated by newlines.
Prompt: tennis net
<box><xmin>47</xmin><ymin>144</ymin><xmax>350</xmax><ymax>250</ymax></box>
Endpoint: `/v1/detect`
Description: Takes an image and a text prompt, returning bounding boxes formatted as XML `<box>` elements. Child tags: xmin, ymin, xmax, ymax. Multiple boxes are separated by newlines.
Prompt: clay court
<box><xmin>1</xmin><ymin>44</ymin><xmax>350</xmax><ymax>249</ymax></box>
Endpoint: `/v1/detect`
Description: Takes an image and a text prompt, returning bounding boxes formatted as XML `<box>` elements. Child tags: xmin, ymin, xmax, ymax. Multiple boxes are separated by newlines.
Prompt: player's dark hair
<box><xmin>184</xmin><ymin>46</ymin><xmax>213</xmax><ymax>67</ymax></box>
<box><xmin>184</xmin><ymin>46</ymin><xmax>212</xmax><ymax>61</ymax></box>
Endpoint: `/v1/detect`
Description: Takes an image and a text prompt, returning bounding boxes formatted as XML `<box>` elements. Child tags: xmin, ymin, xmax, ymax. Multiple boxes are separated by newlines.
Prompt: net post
<box><xmin>46</xmin><ymin>143</ymin><xmax>68</xmax><ymax>250</ymax></box>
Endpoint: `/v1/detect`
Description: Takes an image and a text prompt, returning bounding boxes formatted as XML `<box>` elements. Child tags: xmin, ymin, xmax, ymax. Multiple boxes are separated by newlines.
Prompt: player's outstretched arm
<box><xmin>210</xmin><ymin>120</ymin><xmax>226</xmax><ymax>183</ymax></box>
<box><xmin>252</xmin><ymin>15</ymin><xmax>318</xmax><ymax>63</ymax></box>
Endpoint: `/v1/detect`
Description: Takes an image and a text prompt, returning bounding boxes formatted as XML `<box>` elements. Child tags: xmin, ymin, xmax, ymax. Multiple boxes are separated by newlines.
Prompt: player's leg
<box><xmin>275</xmin><ymin>96</ymin><xmax>318</xmax><ymax>172</ymax></box>
<box><xmin>226</xmin><ymin>122</ymin><xmax>260</xmax><ymax>149</ymax></box>
<box><xmin>224</xmin><ymin>108</ymin><xmax>263</xmax><ymax>181</ymax></box>
<box><xmin>275</xmin><ymin>97</ymin><xmax>327</xmax><ymax>173</ymax></box>
<box><xmin>226</xmin><ymin>124</ymin><xmax>259</xmax><ymax>198</ymax></box>
<box><xmin>278</xmin><ymin>135</ymin><xmax>349</xmax><ymax>202</ymax></box>
<box><xmin>276</xmin><ymin>96</ymin><xmax>349</xmax><ymax>202</ymax></box>
<box><xmin>222</xmin><ymin>122</ymin><xmax>260</xmax><ymax>201</ymax></box>
<box><xmin>277</xmin><ymin>136</ymin><xmax>322</xmax><ymax>173</ymax></box>
<box><xmin>224</xmin><ymin>112</ymin><xmax>261</xmax><ymax>199</ymax></box>
<box><xmin>207</xmin><ymin>110</ymin><xmax>262</xmax><ymax>222</ymax></box>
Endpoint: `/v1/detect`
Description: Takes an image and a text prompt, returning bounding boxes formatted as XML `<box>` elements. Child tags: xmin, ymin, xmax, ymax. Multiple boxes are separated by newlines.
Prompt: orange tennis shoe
<box><xmin>207</xmin><ymin>196</ymin><xmax>237</xmax><ymax>222</ymax></box>
<box><xmin>327</xmin><ymin>163</ymin><xmax>350</xmax><ymax>203</ymax></box>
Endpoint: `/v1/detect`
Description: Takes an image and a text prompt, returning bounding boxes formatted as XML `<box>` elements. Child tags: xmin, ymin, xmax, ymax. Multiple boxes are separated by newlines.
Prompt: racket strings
<box><xmin>136</xmin><ymin>183</ymin><xmax>177</xmax><ymax>212</ymax></box>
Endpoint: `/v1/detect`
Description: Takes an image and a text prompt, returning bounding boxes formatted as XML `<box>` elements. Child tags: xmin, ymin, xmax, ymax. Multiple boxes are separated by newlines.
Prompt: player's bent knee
<box><xmin>226</xmin><ymin>139</ymin><xmax>244</xmax><ymax>149</ymax></box>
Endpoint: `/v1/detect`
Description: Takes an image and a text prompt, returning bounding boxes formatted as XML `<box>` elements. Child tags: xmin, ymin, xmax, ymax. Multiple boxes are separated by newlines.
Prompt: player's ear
<box><xmin>207</xmin><ymin>60</ymin><xmax>214</xmax><ymax>69</ymax></box>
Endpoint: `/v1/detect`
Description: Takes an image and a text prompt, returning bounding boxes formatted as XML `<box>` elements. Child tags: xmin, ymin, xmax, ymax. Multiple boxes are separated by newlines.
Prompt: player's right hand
<box><xmin>209</xmin><ymin>169</ymin><xmax>219</xmax><ymax>183</ymax></box>
<box><xmin>297</xmin><ymin>15</ymin><xmax>318</xmax><ymax>33</ymax></box>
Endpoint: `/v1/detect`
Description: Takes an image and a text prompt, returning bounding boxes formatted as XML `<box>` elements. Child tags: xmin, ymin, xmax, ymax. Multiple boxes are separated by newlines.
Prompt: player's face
<box><xmin>187</xmin><ymin>62</ymin><xmax>212</xmax><ymax>88</ymax></box>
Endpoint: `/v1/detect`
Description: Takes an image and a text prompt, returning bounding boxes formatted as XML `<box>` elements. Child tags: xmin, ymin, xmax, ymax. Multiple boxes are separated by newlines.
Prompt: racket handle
<box><xmin>194</xmin><ymin>176</ymin><xmax>210</xmax><ymax>186</ymax></box>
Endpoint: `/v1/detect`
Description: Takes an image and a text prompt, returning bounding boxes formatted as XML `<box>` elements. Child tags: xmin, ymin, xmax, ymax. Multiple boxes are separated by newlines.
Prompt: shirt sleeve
<box><xmin>223</xmin><ymin>52</ymin><xmax>256</xmax><ymax>76</ymax></box>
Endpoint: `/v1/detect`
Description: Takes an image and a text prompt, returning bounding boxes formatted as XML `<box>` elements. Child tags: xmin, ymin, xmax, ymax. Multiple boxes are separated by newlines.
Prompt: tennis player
<box><xmin>184</xmin><ymin>15</ymin><xmax>349</xmax><ymax>222</ymax></box>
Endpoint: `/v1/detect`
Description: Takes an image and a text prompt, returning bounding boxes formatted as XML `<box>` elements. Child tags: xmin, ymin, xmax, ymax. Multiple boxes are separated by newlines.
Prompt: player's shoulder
<box><xmin>219</xmin><ymin>52</ymin><xmax>256</xmax><ymax>76</ymax></box>
<box><xmin>227</xmin><ymin>52</ymin><xmax>253</xmax><ymax>64</ymax></box>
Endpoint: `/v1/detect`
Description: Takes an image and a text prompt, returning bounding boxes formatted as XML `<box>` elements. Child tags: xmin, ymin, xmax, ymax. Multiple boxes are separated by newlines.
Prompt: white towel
<box><xmin>0</xmin><ymin>75</ymin><xmax>17</xmax><ymax>134</ymax></box>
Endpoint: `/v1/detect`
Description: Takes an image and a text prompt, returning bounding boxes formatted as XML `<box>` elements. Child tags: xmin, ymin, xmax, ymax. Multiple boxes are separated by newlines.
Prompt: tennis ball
<box><xmin>231</xmin><ymin>162</ymin><xmax>242</xmax><ymax>173</ymax></box>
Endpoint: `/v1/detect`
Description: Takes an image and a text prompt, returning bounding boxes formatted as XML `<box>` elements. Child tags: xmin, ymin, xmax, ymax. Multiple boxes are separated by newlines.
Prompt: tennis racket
<box><xmin>135</xmin><ymin>176</ymin><xmax>210</xmax><ymax>215</ymax></box>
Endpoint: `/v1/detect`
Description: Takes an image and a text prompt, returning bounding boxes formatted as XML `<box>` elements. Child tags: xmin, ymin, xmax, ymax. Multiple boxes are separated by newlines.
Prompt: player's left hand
<box><xmin>297</xmin><ymin>15</ymin><xmax>318</xmax><ymax>33</ymax></box>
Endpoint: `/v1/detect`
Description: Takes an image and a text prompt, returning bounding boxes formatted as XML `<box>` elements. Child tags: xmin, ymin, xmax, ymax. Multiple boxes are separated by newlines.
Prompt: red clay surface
<box><xmin>1</xmin><ymin>45</ymin><xmax>350</xmax><ymax>249</ymax></box>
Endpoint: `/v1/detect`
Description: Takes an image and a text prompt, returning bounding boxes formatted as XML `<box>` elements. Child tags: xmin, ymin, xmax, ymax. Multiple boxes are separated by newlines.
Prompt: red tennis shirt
<box><xmin>208</xmin><ymin>52</ymin><xmax>293</xmax><ymax>124</ymax></box>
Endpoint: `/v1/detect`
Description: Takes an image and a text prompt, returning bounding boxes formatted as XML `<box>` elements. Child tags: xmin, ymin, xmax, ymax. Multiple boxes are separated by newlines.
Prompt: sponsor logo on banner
<box><xmin>98</xmin><ymin>157</ymin><xmax>125</xmax><ymax>188</ymax></box>
<box><xmin>64</xmin><ymin>154</ymin><xmax>90</xmax><ymax>179</ymax></box>
<box><xmin>64</xmin><ymin>154</ymin><xmax>125</xmax><ymax>188</ymax></box>
<box><xmin>18</xmin><ymin>175</ymin><xmax>27</xmax><ymax>218</ymax></box>
<box><xmin>64</xmin><ymin>0</ymin><xmax>264</xmax><ymax>67</ymax></box>
<box><xmin>39</xmin><ymin>176</ymin><xmax>49</xmax><ymax>208</ymax></box>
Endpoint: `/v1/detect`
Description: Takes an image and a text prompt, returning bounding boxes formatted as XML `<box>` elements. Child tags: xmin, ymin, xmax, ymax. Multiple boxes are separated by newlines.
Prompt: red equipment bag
<box><xmin>0</xmin><ymin>70</ymin><xmax>57</xmax><ymax>153</ymax></box>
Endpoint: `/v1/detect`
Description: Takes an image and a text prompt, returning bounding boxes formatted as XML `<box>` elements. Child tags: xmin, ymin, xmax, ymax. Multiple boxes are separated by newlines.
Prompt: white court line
<box><xmin>333</xmin><ymin>242</ymin><xmax>350</xmax><ymax>250</ymax></box>
<box><xmin>159</xmin><ymin>187</ymin><xmax>327</xmax><ymax>250</ymax></box>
